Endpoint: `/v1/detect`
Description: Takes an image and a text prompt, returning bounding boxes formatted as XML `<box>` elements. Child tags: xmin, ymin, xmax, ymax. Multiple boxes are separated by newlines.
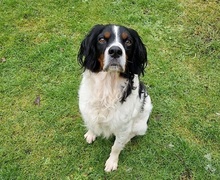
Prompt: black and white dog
<box><xmin>78</xmin><ymin>24</ymin><xmax>152</xmax><ymax>172</ymax></box>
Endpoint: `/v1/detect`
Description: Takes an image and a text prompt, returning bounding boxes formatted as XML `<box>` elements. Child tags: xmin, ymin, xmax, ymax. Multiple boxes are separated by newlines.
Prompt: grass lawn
<box><xmin>0</xmin><ymin>0</ymin><xmax>219</xmax><ymax>179</ymax></box>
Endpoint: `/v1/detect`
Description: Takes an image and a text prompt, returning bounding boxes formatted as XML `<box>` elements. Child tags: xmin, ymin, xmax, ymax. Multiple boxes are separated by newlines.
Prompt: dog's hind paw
<box><xmin>84</xmin><ymin>130</ymin><xmax>96</xmax><ymax>144</ymax></box>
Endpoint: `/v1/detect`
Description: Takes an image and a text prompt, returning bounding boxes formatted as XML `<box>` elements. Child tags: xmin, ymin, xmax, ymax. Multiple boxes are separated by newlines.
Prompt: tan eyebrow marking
<box><xmin>104</xmin><ymin>31</ymin><xmax>111</xmax><ymax>39</ymax></box>
<box><xmin>121</xmin><ymin>32</ymin><xmax>128</xmax><ymax>40</ymax></box>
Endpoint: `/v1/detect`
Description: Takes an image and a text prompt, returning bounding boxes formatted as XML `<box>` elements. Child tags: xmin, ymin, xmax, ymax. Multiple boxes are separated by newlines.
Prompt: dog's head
<box><xmin>78</xmin><ymin>24</ymin><xmax>147</xmax><ymax>76</ymax></box>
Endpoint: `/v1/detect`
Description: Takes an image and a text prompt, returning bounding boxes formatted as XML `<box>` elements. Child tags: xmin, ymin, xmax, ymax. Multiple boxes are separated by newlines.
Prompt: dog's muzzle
<box><xmin>103</xmin><ymin>46</ymin><xmax>125</xmax><ymax>72</ymax></box>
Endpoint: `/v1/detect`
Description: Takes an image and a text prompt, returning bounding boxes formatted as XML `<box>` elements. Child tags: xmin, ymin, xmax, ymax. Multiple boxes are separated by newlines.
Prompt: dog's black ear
<box><xmin>78</xmin><ymin>24</ymin><xmax>105</xmax><ymax>72</ymax></box>
<box><xmin>127</xmin><ymin>29</ymin><xmax>147</xmax><ymax>76</ymax></box>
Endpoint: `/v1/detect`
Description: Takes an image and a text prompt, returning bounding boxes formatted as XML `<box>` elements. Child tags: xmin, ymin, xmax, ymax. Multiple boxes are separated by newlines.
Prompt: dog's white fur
<box><xmin>79</xmin><ymin>71</ymin><xmax>152</xmax><ymax>172</ymax></box>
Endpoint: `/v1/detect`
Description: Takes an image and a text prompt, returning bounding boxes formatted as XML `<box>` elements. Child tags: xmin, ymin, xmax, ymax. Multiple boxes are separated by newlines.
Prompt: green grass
<box><xmin>0</xmin><ymin>0</ymin><xmax>219</xmax><ymax>179</ymax></box>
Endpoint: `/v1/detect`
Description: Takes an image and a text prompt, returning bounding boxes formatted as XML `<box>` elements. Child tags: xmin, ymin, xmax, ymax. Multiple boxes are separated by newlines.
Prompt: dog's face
<box><xmin>78</xmin><ymin>24</ymin><xmax>147</xmax><ymax>76</ymax></box>
<box><xmin>97</xmin><ymin>25</ymin><xmax>133</xmax><ymax>73</ymax></box>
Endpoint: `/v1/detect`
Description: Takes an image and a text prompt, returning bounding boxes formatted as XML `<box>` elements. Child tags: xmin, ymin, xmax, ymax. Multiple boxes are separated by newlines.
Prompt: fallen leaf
<box><xmin>205</xmin><ymin>164</ymin><xmax>216</xmax><ymax>173</ymax></box>
<box><xmin>204</xmin><ymin>153</ymin><xmax>212</xmax><ymax>161</ymax></box>
<box><xmin>168</xmin><ymin>143</ymin><xmax>174</xmax><ymax>148</ymax></box>
<box><xmin>155</xmin><ymin>114</ymin><xmax>162</xmax><ymax>121</ymax></box>
<box><xmin>1</xmin><ymin>57</ymin><xmax>6</xmax><ymax>63</ymax></box>
<box><xmin>180</xmin><ymin>169</ymin><xmax>193</xmax><ymax>180</ymax></box>
<box><xmin>34</xmin><ymin>96</ymin><xmax>40</xmax><ymax>106</ymax></box>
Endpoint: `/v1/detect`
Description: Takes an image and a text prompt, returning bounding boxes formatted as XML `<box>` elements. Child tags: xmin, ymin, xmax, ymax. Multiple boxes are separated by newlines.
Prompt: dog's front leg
<box><xmin>104</xmin><ymin>133</ymin><xmax>133</xmax><ymax>172</ymax></box>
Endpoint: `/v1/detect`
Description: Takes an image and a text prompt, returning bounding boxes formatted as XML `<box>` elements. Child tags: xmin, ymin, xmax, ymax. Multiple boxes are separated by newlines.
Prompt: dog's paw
<box><xmin>104</xmin><ymin>157</ymin><xmax>118</xmax><ymax>172</ymax></box>
<box><xmin>84</xmin><ymin>131</ymin><xmax>96</xmax><ymax>144</ymax></box>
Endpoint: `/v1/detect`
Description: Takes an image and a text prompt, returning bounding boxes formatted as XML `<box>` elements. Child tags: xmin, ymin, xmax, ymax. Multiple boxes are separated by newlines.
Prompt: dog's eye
<box><xmin>125</xmin><ymin>39</ymin><xmax>132</xmax><ymax>46</ymax></box>
<box><xmin>98</xmin><ymin>37</ymin><xmax>106</xmax><ymax>44</ymax></box>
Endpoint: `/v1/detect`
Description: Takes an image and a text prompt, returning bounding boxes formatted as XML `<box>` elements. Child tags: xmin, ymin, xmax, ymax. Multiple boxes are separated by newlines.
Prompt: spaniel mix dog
<box><xmin>78</xmin><ymin>24</ymin><xmax>152</xmax><ymax>172</ymax></box>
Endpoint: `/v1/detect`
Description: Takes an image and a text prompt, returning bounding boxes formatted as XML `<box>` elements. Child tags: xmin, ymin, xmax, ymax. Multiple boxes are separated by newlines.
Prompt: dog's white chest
<box><xmin>79</xmin><ymin>71</ymin><xmax>137</xmax><ymax>137</ymax></box>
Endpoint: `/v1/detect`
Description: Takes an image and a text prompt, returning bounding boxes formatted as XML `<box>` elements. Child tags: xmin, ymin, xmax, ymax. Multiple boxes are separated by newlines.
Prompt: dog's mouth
<box><xmin>103</xmin><ymin>60</ymin><xmax>124</xmax><ymax>72</ymax></box>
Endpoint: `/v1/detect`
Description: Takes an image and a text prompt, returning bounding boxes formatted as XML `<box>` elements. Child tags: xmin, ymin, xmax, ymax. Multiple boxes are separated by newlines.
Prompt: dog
<box><xmin>78</xmin><ymin>24</ymin><xmax>152</xmax><ymax>172</ymax></box>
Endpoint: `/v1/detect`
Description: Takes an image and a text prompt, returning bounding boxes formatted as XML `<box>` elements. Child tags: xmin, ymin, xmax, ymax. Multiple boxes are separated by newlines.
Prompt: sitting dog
<box><xmin>78</xmin><ymin>24</ymin><xmax>153</xmax><ymax>172</ymax></box>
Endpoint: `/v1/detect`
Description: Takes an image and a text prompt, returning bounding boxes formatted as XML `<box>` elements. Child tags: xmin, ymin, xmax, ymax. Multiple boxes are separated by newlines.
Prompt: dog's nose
<box><xmin>108</xmin><ymin>46</ymin><xmax>122</xmax><ymax>58</ymax></box>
